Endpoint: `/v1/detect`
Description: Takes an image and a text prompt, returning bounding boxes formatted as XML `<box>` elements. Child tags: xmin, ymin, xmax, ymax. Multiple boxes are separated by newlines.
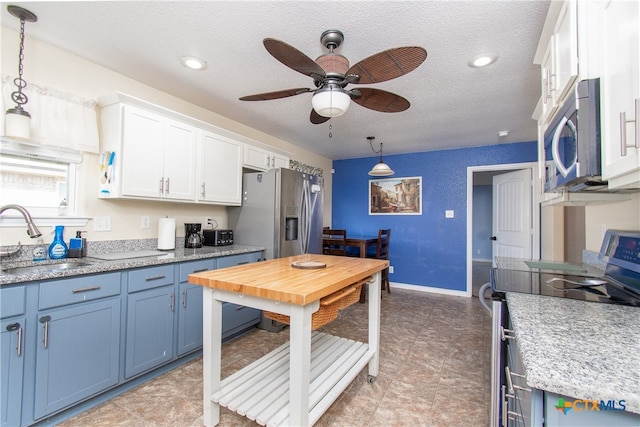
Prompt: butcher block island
<box><xmin>189</xmin><ymin>254</ymin><xmax>388</xmax><ymax>427</ymax></box>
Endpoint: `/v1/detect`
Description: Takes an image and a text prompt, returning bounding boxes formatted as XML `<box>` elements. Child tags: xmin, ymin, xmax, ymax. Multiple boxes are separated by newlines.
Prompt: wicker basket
<box><xmin>264</xmin><ymin>276</ymin><xmax>371</xmax><ymax>330</ymax></box>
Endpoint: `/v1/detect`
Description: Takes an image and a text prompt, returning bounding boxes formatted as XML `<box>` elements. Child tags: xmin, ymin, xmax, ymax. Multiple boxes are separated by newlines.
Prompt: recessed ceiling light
<box><xmin>468</xmin><ymin>53</ymin><xmax>498</xmax><ymax>68</ymax></box>
<box><xmin>181</xmin><ymin>56</ymin><xmax>207</xmax><ymax>70</ymax></box>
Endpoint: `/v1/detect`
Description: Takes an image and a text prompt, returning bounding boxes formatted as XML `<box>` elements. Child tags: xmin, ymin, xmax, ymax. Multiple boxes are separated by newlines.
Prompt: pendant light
<box><xmin>367</xmin><ymin>136</ymin><xmax>395</xmax><ymax>177</ymax></box>
<box><xmin>4</xmin><ymin>5</ymin><xmax>37</xmax><ymax>140</ymax></box>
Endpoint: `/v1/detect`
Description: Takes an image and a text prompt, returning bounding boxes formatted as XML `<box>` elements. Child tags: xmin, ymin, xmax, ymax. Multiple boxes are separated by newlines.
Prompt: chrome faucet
<box><xmin>0</xmin><ymin>204</ymin><xmax>42</xmax><ymax>258</ymax></box>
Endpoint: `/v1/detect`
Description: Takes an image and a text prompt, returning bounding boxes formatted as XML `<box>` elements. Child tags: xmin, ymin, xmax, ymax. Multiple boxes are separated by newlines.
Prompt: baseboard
<box><xmin>389</xmin><ymin>282</ymin><xmax>470</xmax><ymax>298</ymax></box>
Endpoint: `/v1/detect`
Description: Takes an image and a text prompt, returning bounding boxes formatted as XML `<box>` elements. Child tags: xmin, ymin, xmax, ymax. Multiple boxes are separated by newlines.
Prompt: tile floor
<box><xmin>58</xmin><ymin>288</ymin><xmax>492</xmax><ymax>426</ymax></box>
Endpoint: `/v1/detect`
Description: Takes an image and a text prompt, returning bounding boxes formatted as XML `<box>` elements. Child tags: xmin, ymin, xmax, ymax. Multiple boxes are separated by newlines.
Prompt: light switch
<box><xmin>445</xmin><ymin>210</ymin><xmax>455</xmax><ymax>218</ymax></box>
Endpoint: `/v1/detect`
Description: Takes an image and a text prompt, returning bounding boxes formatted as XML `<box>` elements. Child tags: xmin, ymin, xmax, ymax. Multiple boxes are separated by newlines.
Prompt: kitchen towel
<box><xmin>157</xmin><ymin>217</ymin><xmax>176</xmax><ymax>250</ymax></box>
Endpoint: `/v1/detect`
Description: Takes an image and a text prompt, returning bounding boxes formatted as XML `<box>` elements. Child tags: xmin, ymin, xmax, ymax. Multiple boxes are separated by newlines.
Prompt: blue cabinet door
<box><xmin>125</xmin><ymin>286</ymin><xmax>175</xmax><ymax>378</ymax></box>
<box><xmin>177</xmin><ymin>283</ymin><xmax>203</xmax><ymax>355</ymax></box>
<box><xmin>34</xmin><ymin>298</ymin><xmax>120</xmax><ymax>419</ymax></box>
<box><xmin>1</xmin><ymin>317</ymin><xmax>25</xmax><ymax>427</ymax></box>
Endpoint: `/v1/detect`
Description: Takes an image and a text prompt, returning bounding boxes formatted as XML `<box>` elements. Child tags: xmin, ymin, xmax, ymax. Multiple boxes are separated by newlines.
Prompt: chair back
<box><xmin>322</xmin><ymin>229</ymin><xmax>347</xmax><ymax>256</ymax></box>
<box><xmin>375</xmin><ymin>229</ymin><xmax>391</xmax><ymax>260</ymax></box>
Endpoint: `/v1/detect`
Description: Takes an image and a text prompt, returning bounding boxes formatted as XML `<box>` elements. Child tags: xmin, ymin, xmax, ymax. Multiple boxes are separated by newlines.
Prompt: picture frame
<box><xmin>369</xmin><ymin>176</ymin><xmax>422</xmax><ymax>215</ymax></box>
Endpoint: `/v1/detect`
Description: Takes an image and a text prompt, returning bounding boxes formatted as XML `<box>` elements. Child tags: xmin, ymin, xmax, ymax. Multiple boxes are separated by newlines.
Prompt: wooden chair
<box><xmin>322</xmin><ymin>229</ymin><xmax>347</xmax><ymax>256</ymax></box>
<box><xmin>368</xmin><ymin>229</ymin><xmax>391</xmax><ymax>293</ymax></box>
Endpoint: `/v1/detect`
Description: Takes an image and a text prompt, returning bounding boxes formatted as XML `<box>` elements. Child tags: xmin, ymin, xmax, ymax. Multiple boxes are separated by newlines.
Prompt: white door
<box><xmin>492</xmin><ymin>169</ymin><xmax>533</xmax><ymax>262</ymax></box>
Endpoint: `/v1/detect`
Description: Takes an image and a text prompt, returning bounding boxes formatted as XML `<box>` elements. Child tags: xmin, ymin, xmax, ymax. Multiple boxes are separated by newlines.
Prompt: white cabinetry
<box><xmin>100</xmin><ymin>102</ymin><xmax>197</xmax><ymax>201</ymax></box>
<box><xmin>197</xmin><ymin>131</ymin><xmax>242</xmax><ymax>205</ymax></box>
<box><xmin>244</xmin><ymin>144</ymin><xmax>289</xmax><ymax>171</ymax></box>
<box><xmin>537</xmin><ymin>0</ymin><xmax>579</xmax><ymax>123</ymax></box>
<box><xmin>599</xmin><ymin>0</ymin><xmax>640</xmax><ymax>189</ymax></box>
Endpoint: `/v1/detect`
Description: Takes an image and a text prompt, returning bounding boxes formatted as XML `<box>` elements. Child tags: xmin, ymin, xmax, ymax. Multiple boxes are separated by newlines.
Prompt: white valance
<box><xmin>1</xmin><ymin>75</ymin><xmax>100</xmax><ymax>153</ymax></box>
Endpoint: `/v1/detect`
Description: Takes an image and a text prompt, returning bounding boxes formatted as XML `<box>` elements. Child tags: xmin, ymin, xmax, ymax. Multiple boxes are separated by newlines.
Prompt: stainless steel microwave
<box><xmin>543</xmin><ymin>78</ymin><xmax>605</xmax><ymax>192</ymax></box>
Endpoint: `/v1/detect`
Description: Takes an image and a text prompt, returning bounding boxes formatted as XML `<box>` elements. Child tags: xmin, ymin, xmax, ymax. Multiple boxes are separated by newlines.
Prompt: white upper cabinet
<box><xmin>197</xmin><ymin>131</ymin><xmax>242</xmax><ymax>205</ymax></box>
<box><xmin>599</xmin><ymin>0</ymin><xmax>640</xmax><ymax>189</ymax></box>
<box><xmin>537</xmin><ymin>0</ymin><xmax>579</xmax><ymax>124</ymax></box>
<box><xmin>244</xmin><ymin>144</ymin><xmax>289</xmax><ymax>171</ymax></box>
<box><xmin>101</xmin><ymin>104</ymin><xmax>197</xmax><ymax>201</ymax></box>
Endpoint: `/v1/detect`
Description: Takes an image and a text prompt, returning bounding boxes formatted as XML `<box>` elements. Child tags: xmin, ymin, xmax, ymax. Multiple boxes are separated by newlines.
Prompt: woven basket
<box><xmin>264</xmin><ymin>276</ymin><xmax>371</xmax><ymax>330</ymax></box>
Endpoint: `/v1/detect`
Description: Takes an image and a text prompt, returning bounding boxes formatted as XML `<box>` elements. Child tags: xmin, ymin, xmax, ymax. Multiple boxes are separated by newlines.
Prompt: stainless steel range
<box><xmin>489</xmin><ymin>230</ymin><xmax>640</xmax><ymax>426</ymax></box>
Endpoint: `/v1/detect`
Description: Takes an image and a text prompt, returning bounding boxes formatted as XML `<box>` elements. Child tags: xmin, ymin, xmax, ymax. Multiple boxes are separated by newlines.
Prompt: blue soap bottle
<box><xmin>48</xmin><ymin>225</ymin><xmax>68</xmax><ymax>259</ymax></box>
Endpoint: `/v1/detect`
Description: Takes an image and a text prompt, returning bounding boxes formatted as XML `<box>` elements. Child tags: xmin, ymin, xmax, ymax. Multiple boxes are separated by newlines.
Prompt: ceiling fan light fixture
<box><xmin>311</xmin><ymin>86</ymin><xmax>350</xmax><ymax>118</ymax></box>
<box><xmin>468</xmin><ymin>53</ymin><xmax>498</xmax><ymax>68</ymax></box>
<box><xmin>180</xmin><ymin>56</ymin><xmax>207</xmax><ymax>70</ymax></box>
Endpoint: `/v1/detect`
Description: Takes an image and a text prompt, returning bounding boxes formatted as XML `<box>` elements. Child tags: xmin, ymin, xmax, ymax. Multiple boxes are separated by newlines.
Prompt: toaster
<box><xmin>203</xmin><ymin>229</ymin><xmax>234</xmax><ymax>246</ymax></box>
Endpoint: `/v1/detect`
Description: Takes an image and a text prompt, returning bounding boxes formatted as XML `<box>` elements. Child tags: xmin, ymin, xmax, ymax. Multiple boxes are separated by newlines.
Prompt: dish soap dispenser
<box><xmin>32</xmin><ymin>237</ymin><xmax>47</xmax><ymax>261</ymax></box>
<box><xmin>48</xmin><ymin>225</ymin><xmax>68</xmax><ymax>259</ymax></box>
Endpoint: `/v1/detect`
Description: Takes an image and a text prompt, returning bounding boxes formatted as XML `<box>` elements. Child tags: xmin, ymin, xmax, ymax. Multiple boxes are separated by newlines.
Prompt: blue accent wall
<box><xmin>331</xmin><ymin>142</ymin><xmax>537</xmax><ymax>292</ymax></box>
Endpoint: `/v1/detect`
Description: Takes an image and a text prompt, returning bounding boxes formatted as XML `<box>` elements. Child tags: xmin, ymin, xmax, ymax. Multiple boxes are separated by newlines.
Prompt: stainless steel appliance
<box><xmin>184</xmin><ymin>223</ymin><xmax>203</xmax><ymax>248</ymax></box>
<box><xmin>203</xmin><ymin>229</ymin><xmax>234</xmax><ymax>246</ymax></box>
<box><xmin>489</xmin><ymin>230</ymin><xmax>640</xmax><ymax>426</ymax></box>
<box><xmin>228</xmin><ymin>168</ymin><xmax>323</xmax><ymax>259</ymax></box>
<box><xmin>543</xmin><ymin>78</ymin><xmax>604</xmax><ymax>192</ymax></box>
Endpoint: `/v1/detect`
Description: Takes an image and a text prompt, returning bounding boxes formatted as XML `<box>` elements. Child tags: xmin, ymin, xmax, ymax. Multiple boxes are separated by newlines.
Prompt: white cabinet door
<box><xmin>600</xmin><ymin>0</ymin><xmax>640</xmax><ymax>189</ymax></box>
<box><xmin>163</xmin><ymin>120</ymin><xmax>197</xmax><ymax>201</ymax></box>
<box><xmin>243</xmin><ymin>145</ymin><xmax>270</xmax><ymax>171</ymax></box>
<box><xmin>198</xmin><ymin>131</ymin><xmax>242</xmax><ymax>205</ymax></box>
<box><xmin>121</xmin><ymin>106</ymin><xmax>165</xmax><ymax>198</ymax></box>
<box><xmin>244</xmin><ymin>144</ymin><xmax>289</xmax><ymax>171</ymax></box>
<box><xmin>553</xmin><ymin>0</ymin><xmax>579</xmax><ymax>102</ymax></box>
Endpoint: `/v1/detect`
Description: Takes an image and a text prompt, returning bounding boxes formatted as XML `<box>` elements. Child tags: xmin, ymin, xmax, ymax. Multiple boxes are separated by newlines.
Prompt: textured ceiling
<box><xmin>0</xmin><ymin>1</ymin><xmax>550</xmax><ymax>160</ymax></box>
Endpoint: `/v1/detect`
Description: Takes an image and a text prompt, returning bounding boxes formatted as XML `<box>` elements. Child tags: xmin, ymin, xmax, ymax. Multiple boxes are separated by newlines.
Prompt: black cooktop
<box><xmin>492</xmin><ymin>230</ymin><xmax>640</xmax><ymax>307</ymax></box>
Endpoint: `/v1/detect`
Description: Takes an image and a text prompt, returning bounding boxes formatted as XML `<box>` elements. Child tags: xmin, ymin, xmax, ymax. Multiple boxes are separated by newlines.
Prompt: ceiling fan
<box><xmin>239</xmin><ymin>30</ymin><xmax>427</xmax><ymax>124</ymax></box>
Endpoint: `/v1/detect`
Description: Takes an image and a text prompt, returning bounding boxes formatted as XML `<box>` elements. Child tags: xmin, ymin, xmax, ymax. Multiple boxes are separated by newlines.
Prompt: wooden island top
<box><xmin>188</xmin><ymin>253</ymin><xmax>388</xmax><ymax>306</ymax></box>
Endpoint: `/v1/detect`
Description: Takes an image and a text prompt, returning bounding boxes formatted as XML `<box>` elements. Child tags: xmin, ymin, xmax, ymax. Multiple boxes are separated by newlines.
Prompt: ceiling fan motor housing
<box><xmin>315</xmin><ymin>54</ymin><xmax>350</xmax><ymax>79</ymax></box>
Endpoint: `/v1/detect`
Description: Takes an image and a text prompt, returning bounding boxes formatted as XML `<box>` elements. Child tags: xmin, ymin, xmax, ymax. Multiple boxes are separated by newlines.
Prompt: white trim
<box><xmin>0</xmin><ymin>215</ymin><xmax>90</xmax><ymax>228</ymax></box>
<box><xmin>389</xmin><ymin>282</ymin><xmax>470</xmax><ymax>298</ymax></box>
<box><xmin>466</xmin><ymin>162</ymin><xmax>540</xmax><ymax>297</ymax></box>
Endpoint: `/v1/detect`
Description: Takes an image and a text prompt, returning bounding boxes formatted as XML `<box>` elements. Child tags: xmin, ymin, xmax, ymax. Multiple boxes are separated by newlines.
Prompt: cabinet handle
<box><xmin>236</xmin><ymin>261</ymin><xmax>250</xmax><ymax>265</ymax></box>
<box><xmin>165</xmin><ymin>178</ymin><xmax>170</xmax><ymax>194</ymax></box>
<box><xmin>72</xmin><ymin>285</ymin><xmax>101</xmax><ymax>293</ymax></box>
<box><xmin>271</xmin><ymin>156</ymin><xmax>275</xmax><ymax>168</ymax></box>
<box><xmin>501</xmin><ymin>385</ymin><xmax>508</xmax><ymax>427</ymax></box>
<box><xmin>619</xmin><ymin>98</ymin><xmax>640</xmax><ymax>157</ymax></box>
<box><xmin>145</xmin><ymin>274</ymin><xmax>166</xmax><ymax>281</ymax></box>
<box><xmin>505</xmin><ymin>366</ymin><xmax>515</xmax><ymax>395</ymax></box>
<box><xmin>235</xmin><ymin>305</ymin><xmax>248</xmax><ymax>311</ymax></box>
<box><xmin>6</xmin><ymin>323</ymin><xmax>22</xmax><ymax>357</ymax></box>
<box><xmin>201</xmin><ymin>182</ymin><xmax>206</xmax><ymax>198</ymax></box>
<box><xmin>159</xmin><ymin>177</ymin><xmax>164</xmax><ymax>195</ymax></box>
<box><xmin>500</xmin><ymin>326</ymin><xmax>515</xmax><ymax>341</ymax></box>
<box><xmin>39</xmin><ymin>315</ymin><xmax>51</xmax><ymax>349</ymax></box>
<box><xmin>182</xmin><ymin>289</ymin><xmax>187</xmax><ymax>308</ymax></box>
<box><xmin>193</xmin><ymin>268</ymin><xmax>208</xmax><ymax>273</ymax></box>
<box><xmin>170</xmin><ymin>292</ymin><xmax>175</xmax><ymax>312</ymax></box>
<box><xmin>265</xmin><ymin>155</ymin><xmax>270</xmax><ymax>167</ymax></box>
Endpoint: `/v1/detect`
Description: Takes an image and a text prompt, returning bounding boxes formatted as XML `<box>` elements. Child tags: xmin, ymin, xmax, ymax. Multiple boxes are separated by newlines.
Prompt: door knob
<box><xmin>490</xmin><ymin>236</ymin><xmax>497</xmax><ymax>241</ymax></box>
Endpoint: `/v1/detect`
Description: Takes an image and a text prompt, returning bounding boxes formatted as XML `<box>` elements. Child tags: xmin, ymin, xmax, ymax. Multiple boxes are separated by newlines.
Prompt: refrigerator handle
<box><xmin>300</xmin><ymin>179</ymin><xmax>311</xmax><ymax>253</ymax></box>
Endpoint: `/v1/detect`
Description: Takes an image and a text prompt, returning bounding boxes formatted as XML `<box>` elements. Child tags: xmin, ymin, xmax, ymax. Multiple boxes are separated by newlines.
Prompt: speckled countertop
<box><xmin>506</xmin><ymin>292</ymin><xmax>640</xmax><ymax>414</ymax></box>
<box><xmin>0</xmin><ymin>242</ymin><xmax>265</xmax><ymax>286</ymax></box>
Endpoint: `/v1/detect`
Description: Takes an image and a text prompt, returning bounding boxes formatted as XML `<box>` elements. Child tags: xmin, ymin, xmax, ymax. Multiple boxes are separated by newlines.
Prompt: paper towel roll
<box><xmin>157</xmin><ymin>218</ymin><xmax>176</xmax><ymax>250</ymax></box>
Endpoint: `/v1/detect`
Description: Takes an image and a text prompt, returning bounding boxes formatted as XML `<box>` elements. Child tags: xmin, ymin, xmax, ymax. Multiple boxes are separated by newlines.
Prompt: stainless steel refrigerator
<box><xmin>229</xmin><ymin>168</ymin><xmax>323</xmax><ymax>260</ymax></box>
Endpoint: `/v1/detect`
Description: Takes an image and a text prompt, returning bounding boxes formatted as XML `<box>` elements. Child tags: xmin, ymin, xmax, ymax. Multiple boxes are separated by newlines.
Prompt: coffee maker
<box><xmin>184</xmin><ymin>223</ymin><xmax>204</xmax><ymax>248</ymax></box>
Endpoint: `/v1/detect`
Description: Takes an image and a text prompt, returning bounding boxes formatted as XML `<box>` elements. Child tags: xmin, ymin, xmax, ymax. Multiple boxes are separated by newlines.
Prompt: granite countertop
<box><xmin>0</xmin><ymin>244</ymin><xmax>265</xmax><ymax>286</ymax></box>
<box><xmin>506</xmin><ymin>292</ymin><xmax>640</xmax><ymax>414</ymax></box>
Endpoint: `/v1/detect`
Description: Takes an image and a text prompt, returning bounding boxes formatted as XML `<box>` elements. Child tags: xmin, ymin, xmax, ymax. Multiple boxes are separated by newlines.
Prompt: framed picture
<box><xmin>369</xmin><ymin>176</ymin><xmax>422</xmax><ymax>215</ymax></box>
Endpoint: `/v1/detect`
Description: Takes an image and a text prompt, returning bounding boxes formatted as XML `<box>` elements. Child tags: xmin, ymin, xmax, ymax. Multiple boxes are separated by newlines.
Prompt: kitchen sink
<box><xmin>1</xmin><ymin>261</ymin><xmax>95</xmax><ymax>275</ymax></box>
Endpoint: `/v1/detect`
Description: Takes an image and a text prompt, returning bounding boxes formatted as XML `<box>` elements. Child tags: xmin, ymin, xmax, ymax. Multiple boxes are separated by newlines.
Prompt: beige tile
<box><xmin>57</xmin><ymin>289</ymin><xmax>491</xmax><ymax>427</ymax></box>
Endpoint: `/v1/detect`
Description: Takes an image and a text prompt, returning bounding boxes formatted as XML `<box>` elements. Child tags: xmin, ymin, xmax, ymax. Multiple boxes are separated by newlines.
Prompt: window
<box><xmin>0</xmin><ymin>141</ymin><xmax>80</xmax><ymax>217</ymax></box>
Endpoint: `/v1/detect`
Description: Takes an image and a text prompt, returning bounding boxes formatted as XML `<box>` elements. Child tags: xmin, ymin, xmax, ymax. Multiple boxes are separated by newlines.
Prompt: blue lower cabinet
<box><xmin>1</xmin><ymin>317</ymin><xmax>25</xmax><ymax>427</ymax></box>
<box><xmin>34</xmin><ymin>298</ymin><xmax>121</xmax><ymax>419</ymax></box>
<box><xmin>125</xmin><ymin>285</ymin><xmax>175</xmax><ymax>378</ymax></box>
<box><xmin>177</xmin><ymin>283</ymin><xmax>203</xmax><ymax>355</ymax></box>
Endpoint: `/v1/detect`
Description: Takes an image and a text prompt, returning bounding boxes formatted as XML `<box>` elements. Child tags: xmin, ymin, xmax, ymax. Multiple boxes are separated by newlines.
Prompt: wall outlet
<box><xmin>93</xmin><ymin>216</ymin><xmax>112</xmax><ymax>232</ymax></box>
<box><xmin>204</xmin><ymin>217</ymin><xmax>213</xmax><ymax>227</ymax></box>
<box><xmin>141</xmin><ymin>216</ymin><xmax>150</xmax><ymax>229</ymax></box>
<box><xmin>445</xmin><ymin>210</ymin><xmax>455</xmax><ymax>218</ymax></box>
<box><xmin>389</xmin><ymin>266</ymin><xmax>394</xmax><ymax>274</ymax></box>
